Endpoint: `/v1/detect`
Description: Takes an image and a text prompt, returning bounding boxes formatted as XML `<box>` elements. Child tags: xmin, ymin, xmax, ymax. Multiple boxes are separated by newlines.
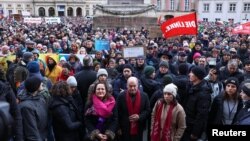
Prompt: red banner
<box><xmin>161</xmin><ymin>12</ymin><xmax>198</xmax><ymax>38</ymax></box>
<box><xmin>231</xmin><ymin>22</ymin><xmax>250</xmax><ymax>35</ymax></box>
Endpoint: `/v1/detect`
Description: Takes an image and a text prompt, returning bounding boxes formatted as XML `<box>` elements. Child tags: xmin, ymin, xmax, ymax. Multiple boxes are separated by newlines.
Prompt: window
<box><xmin>157</xmin><ymin>0</ymin><xmax>161</xmax><ymax>10</ymax></box>
<box><xmin>17</xmin><ymin>4</ymin><xmax>21</xmax><ymax>7</ymax></box>
<box><xmin>228</xmin><ymin>19</ymin><xmax>234</xmax><ymax>23</ymax></box>
<box><xmin>86</xmin><ymin>5</ymin><xmax>89</xmax><ymax>8</ymax></box>
<box><xmin>184</xmin><ymin>0</ymin><xmax>189</xmax><ymax>11</ymax></box>
<box><xmin>216</xmin><ymin>4</ymin><xmax>222</xmax><ymax>12</ymax></box>
<box><xmin>203</xmin><ymin>18</ymin><xmax>208</xmax><ymax>22</ymax></box>
<box><xmin>86</xmin><ymin>10</ymin><xmax>89</xmax><ymax>16</ymax></box>
<box><xmin>27</xmin><ymin>4</ymin><xmax>30</xmax><ymax>8</ymax></box>
<box><xmin>8</xmin><ymin>10</ymin><xmax>12</xmax><ymax>15</ymax></box>
<box><xmin>0</xmin><ymin>4</ymin><xmax>2</xmax><ymax>7</ymax></box>
<box><xmin>203</xmin><ymin>4</ymin><xmax>209</xmax><ymax>12</ymax></box>
<box><xmin>18</xmin><ymin>10</ymin><xmax>22</xmax><ymax>14</ymax></box>
<box><xmin>215</xmin><ymin>18</ymin><xmax>221</xmax><ymax>22</ymax></box>
<box><xmin>170</xmin><ymin>0</ymin><xmax>174</xmax><ymax>11</ymax></box>
<box><xmin>93</xmin><ymin>9</ymin><xmax>96</xmax><ymax>15</ymax></box>
<box><xmin>244</xmin><ymin>3</ymin><xmax>250</xmax><ymax>12</ymax></box>
<box><xmin>8</xmin><ymin>4</ymin><xmax>12</xmax><ymax>7</ymax></box>
<box><xmin>229</xmin><ymin>3</ymin><xmax>236</xmax><ymax>12</ymax></box>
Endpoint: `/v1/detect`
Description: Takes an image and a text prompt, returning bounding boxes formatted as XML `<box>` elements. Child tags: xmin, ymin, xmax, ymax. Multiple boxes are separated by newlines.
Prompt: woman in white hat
<box><xmin>151</xmin><ymin>83</ymin><xmax>186</xmax><ymax>141</ymax></box>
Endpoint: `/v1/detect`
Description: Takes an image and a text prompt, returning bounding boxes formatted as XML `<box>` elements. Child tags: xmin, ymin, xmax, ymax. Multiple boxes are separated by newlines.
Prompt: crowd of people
<box><xmin>0</xmin><ymin>17</ymin><xmax>250</xmax><ymax>141</ymax></box>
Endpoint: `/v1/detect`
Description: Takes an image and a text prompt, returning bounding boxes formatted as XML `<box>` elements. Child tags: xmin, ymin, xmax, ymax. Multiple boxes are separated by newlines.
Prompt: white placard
<box><xmin>123</xmin><ymin>46</ymin><xmax>145</xmax><ymax>58</ymax></box>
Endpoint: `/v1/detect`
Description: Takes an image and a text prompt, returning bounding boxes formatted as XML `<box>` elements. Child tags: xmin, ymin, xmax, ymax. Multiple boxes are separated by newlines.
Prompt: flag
<box><xmin>161</xmin><ymin>12</ymin><xmax>198</xmax><ymax>38</ymax></box>
<box><xmin>231</xmin><ymin>21</ymin><xmax>250</xmax><ymax>35</ymax></box>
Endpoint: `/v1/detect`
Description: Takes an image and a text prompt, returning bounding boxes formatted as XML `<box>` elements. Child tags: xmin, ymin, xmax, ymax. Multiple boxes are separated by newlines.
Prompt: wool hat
<box><xmin>123</xmin><ymin>64</ymin><xmax>134</xmax><ymax>72</ymax></box>
<box><xmin>242</xmin><ymin>83</ymin><xmax>250</xmax><ymax>97</ymax></box>
<box><xmin>193</xmin><ymin>52</ymin><xmax>201</xmax><ymax>60</ymax></box>
<box><xmin>27</xmin><ymin>61</ymin><xmax>40</xmax><ymax>73</ymax></box>
<box><xmin>178</xmin><ymin>63</ymin><xmax>189</xmax><ymax>75</ymax></box>
<box><xmin>97</xmin><ymin>68</ymin><xmax>108</xmax><ymax>78</ymax></box>
<box><xmin>66</xmin><ymin>76</ymin><xmax>77</xmax><ymax>87</ymax></box>
<box><xmin>25</xmin><ymin>76</ymin><xmax>42</xmax><ymax>93</ymax></box>
<box><xmin>60</xmin><ymin>56</ymin><xmax>66</xmax><ymax>62</ymax></box>
<box><xmin>23</xmin><ymin>52</ymin><xmax>33</xmax><ymax>62</ymax></box>
<box><xmin>162</xmin><ymin>75</ymin><xmax>173</xmax><ymax>86</ymax></box>
<box><xmin>225</xmin><ymin>77</ymin><xmax>239</xmax><ymax>89</ymax></box>
<box><xmin>191</xmin><ymin>66</ymin><xmax>206</xmax><ymax>80</ymax></box>
<box><xmin>83</xmin><ymin>55</ymin><xmax>93</xmax><ymax>67</ymax></box>
<box><xmin>143</xmin><ymin>66</ymin><xmax>155</xmax><ymax>77</ymax></box>
<box><xmin>159</xmin><ymin>60</ymin><xmax>169</xmax><ymax>68</ymax></box>
<box><xmin>163</xmin><ymin>83</ymin><xmax>178</xmax><ymax>97</ymax></box>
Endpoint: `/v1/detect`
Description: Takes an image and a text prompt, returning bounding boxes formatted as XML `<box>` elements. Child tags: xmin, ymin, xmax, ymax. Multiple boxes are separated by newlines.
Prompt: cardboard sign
<box><xmin>123</xmin><ymin>46</ymin><xmax>145</xmax><ymax>58</ymax></box>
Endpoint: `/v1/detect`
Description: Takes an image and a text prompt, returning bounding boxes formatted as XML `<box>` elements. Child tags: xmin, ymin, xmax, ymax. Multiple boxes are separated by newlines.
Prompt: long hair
<box><xmin>50</xmin><ymin>81</ymin><xmax>72</xmax><ymax>97</ymax></box>
<box><xmin>86</xmin><ymin>82</ymin><xmax>112</xmax><ymax>106</ymax></box>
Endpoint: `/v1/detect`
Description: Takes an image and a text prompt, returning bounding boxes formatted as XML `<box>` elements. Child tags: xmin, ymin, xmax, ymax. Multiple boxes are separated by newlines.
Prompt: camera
<box><xmin>0</xmin><ymin>102</ymin><xmax>13</xmax><ymax>141</ymax></box>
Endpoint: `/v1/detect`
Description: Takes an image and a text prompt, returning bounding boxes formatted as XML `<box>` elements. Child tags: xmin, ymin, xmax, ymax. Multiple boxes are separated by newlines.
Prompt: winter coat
<box><xmin>74</xmin><ymin>67</ymin><xmax>97</xmax><ymax>104</ymax></box>
<box><xmin>84</xmin><ymin>100</ymin><xmax>118</xmax><ymax>141</ymax></box>
<box><xmin>50</xmin><ymin>95</ymin><xmax>83</xmax><ymax>141</ymax></box>
<box><xmin>117</xmin><ymin>91</ymin><xmax>150</xmax><ymax>141</ymax></box>
<box><xmin>18</xmin><ymin>93</ymin><xmax>48</xmax><ymax>141</ymax></box>
<box><xmin>151</xmin><ymin>99</ymin><xmax>186</xmax><ymax>141</ymax></box>
<box><xmin>234</xmin><ymin>100</ymin><xmax>250</xmax><ymax>125</ymax></box>
<box><xmin>140</xmin><ymin>75</ymin><xmax>161</xmax><ymax>99</ymax></box>
<box><xmin>208</xmin><ymin>93</ymin><xmax>243</xmax><ymax>125</ymax></box>
<box><xmin>183</xmin><ymin>80</ymin><xmax>212</xmax><ymax>138</ymax></box>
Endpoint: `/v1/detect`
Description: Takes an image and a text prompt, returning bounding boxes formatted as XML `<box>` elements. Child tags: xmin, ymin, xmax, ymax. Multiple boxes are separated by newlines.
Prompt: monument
<box><xmin>93</xmin><ymin>0</ymin><xmax>159</xmax><ymax>33</ymax></box>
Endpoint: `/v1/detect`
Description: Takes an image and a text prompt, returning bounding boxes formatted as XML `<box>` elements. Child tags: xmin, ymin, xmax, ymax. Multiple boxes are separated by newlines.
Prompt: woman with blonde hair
<box><xmin>85</xmin><ymin>82</ymin><xmax>117</xmax><ymax>141</ymax></box>
<box><xmin>151</xmin><ymin>83</ymin><xmax>186</xmax><ymax>141</ymax></box>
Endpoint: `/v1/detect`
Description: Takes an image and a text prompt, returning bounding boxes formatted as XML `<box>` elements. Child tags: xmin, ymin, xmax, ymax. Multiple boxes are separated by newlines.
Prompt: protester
<box><xmin>151</xmin><ymin>83</ymin><xmax>186</xmax><ymax>141</ymax></box>
<box><xmin>85</xmin><ymin>82</ymin><xmax>117</xmax><ymax>141</ymax></box>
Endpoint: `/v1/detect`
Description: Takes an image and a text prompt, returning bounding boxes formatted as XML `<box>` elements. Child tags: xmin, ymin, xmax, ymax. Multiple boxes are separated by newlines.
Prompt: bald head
<box><xmin>127</xmin><ymin>77</ymin><xmax>139</xmax><ymax>95</ymax></box>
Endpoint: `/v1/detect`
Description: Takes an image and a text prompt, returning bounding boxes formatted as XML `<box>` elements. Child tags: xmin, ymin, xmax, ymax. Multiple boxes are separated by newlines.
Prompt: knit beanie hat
<box><xmin>23</xmin><ymin>52</ymin><xmax>33</xmax><ymax>62</ymax></box>
<box><xmin>178</xmin><ymin>63</ymin><xmax>189</xmax><ymax>75</ymax></box>
<box><xmin>143</xmin><ymin>66</ymin><xmax>155</xmax><ymax>77</ymax></box>
<box><xmin>25</xmin><ymin>76</ymin><xmax>42</xmax><ymax>93</ymax></box>
<box><xmin>163</xmin><ymin>83</ymin><xmax>178</xmax><ymax>97</ymax></box>
<box><xmin>97</xmin><ymin>68</ymin><xmax>108</xmax><ymax>78</ymax></box>
<box><xmin>191</xmin><ymin>66</ymin><xmax>206</xmax><ymax>80</ymax></box>
<box><xmin>242</xmin><ymin>83</ymin><xmax>250</xmax><ymax>97</ymax></box>
<box><xmin>162</xmin><ymin>74</ymin><xmax>173</xmax><ymax>86</ymax></box>
<box><xmin>123</xmin><ymin>64</ymin><xmax>134</xmax><ymax>72</ymax></box>
<box><xmin>225</xmin><ymin>77</ymin><xmax>239</xmax><ymax>89</ymax></box>
<box><xmin>193</xmin><ymin>52</ymin><xmax>201</xmax><ymax>60</ymax></box>
<box><xmin>27</xmin><ymin>61</ymin><xmax>40</xmax><ymax>73</ymax></box>
<box><xmin>66</xmin><ymin>76</ymin><xmax>77</xmax><ymax>87</ymax></box>
<box><xmin>159</xmin><ymin>60</ymin><xmax>169</xmax><ymax>68</ymax></box>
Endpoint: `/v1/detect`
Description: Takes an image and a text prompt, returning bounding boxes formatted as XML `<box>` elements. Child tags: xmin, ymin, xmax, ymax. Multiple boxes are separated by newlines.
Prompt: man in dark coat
<box><xmin>181</xmin><ymin>66</ymin><xmax>212</xmax><ymax>141</ymax></box>
<box><xmin>117</xmin><ymin>77</ymin><xmax>150</xmax><ymax>141</ymax></box>
<box><xmin>74</xmin><ymin>55</ymin><xmax>97</xmax><ymax>104</ymax></box>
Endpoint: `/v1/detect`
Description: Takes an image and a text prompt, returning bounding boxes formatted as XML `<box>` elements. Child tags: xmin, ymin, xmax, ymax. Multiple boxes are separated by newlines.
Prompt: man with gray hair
<box><xmin>117</xmin><ymin>76</ymin><xmax>150</xmax><ymax>141</ymax></box>
<box><xmin>219</xmin><ymin>59</ymin><xmax>244</xmax><ymax>84</ymax></box>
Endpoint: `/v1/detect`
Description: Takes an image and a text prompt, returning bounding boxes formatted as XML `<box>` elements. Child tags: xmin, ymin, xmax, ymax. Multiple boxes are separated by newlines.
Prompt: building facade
<box><xmin>0</xmin><ymin>0</ymin><xmax>107</xmax><ymax>17</ymax></box>
<box><xmin>198</xmin><ymin>0</ymin><xmax>250</xmax><ymax>23</ymax></box>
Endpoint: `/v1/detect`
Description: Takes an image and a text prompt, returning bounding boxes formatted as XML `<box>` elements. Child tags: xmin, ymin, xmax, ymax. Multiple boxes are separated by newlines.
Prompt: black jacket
<box><xmin>18</xmin><ymin>93</ymin><xmax>48</xmax><ymax>141</ymax></box>
<box><xmin>117</xmin><ymin>91</ymin><xmax>150</xmax><ymax>141</ymax></box>
<box><xmin>183</xmin><ymin>80</ymin><xmax>212</xmax><ymax>138</ymax></box>
<box><xmin>50</xmin><ymin>95</ymin><xmax>83</xmax><ymax>141</ymax></box>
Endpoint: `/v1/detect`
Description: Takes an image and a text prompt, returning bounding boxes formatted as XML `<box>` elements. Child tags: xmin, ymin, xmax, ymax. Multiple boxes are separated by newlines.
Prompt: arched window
<box><xmin>67</xmin><ymin>7</ymin><xmax>73</xmax><ymax>16</ymax></box>
<box><xmin>38</xmin><ymin>7</ymin><xmax>45</xmax><ymax>17</ymax></box>
<box><xmin>48</xmin><ymin>7</ymin><xmax>55</xmax><ymax>16</ymax></box>
<box><xmin>76</xmin><ymin>7</ymin><xmax>82</xmax><ymax>16</ymax></box>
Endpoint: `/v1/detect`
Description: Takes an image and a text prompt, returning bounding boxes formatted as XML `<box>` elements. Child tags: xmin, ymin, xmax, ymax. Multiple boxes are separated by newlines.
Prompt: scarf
<box><xmin>126</xmin><ymin>90</ymin><xmax>141</xmax><ymax>135</ymax></box>
<box><xmin>151</xmin><ymin>101</ymin><xmax>175</xmax><ymax>141</ymax></box>
<box><xmin>93</xmin><ymin>95</ymin><xmax>115</xmax><ymax>118</ymax></box>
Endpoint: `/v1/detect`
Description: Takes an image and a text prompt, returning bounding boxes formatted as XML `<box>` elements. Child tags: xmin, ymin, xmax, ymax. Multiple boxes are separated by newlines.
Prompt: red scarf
<box><xmin>151</xmin><ymin>101</ymin><xmax>175</xmax><ymax>141</ymax></box>
<box><xmin>93</xmin><ymin>95</ymin><xmax>116</xmax><ymax>118</ymax></box>
<box><xmin>126</xmin><ymin>90</ymin><xmax>141</xmax><ymax>135</ymax></box>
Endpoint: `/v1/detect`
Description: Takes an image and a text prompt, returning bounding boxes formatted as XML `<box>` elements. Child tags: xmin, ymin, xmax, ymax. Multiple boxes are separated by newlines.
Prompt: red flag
<box><xmin>161</xmin><ymin>12</ymin><xmax>198</xmax><ymax>38</ymax></box>
<box><xmin>231</xmin><ymin>22</ymin><xmax>250</xmax><ymax>35</ymax></box>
